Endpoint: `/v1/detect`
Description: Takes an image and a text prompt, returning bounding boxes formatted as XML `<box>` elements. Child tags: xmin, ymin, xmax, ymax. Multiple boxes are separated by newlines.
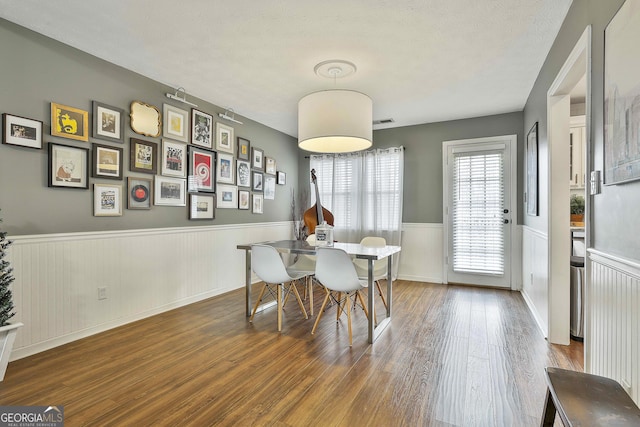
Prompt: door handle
<box><xmin>504</xmin><ymin>219</ymin><xmax>509</xmax><ymax>224</ymax></box>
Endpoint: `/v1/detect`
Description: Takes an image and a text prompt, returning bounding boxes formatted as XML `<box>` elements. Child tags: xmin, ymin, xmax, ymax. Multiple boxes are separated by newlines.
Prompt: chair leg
<box><xmin>308</xmin><ymin>276</ymin><xmax>314</xmax><ymax>317</ymax></box>
<box><xmin>249</xmin><ymin>284</ymin><xmax>268</xmax><ymax>322</ymax></box>
<box><xmin>540</xmin><ymin>388</ymin><xmax>556</xmax><ymax>426</ymax></box>
<box><xmin>290</xmin><ymin>280</ymin><xmax>308</xmax><ymax>319</ymax></box>
<box><xmin>346</xmin><ymin>293</ymin><xmax>353</xmax><ymax>346</ymax></box>
<box><xmin>277</xmin><ymin>284</ymin><xmax>283</xmax><ymax>332</ymax></box>
<box><xmin>355</xmin><ymin>290</ymin><xmax>369</xmax><ymax>320</ymax></box>
<box><xmin>376</xmin><ymin>280</ymin><xmax>388</xmax><ymax>311</ymax></box>
<box><xmin>336</xmin><ymin>292</ymin><xmax>344</xmax><ymax>321</ymax></box>
<box><xmin>312</xmin><ymin>288</ymin><xmax>331</xmax><ymax>335</ymax></box>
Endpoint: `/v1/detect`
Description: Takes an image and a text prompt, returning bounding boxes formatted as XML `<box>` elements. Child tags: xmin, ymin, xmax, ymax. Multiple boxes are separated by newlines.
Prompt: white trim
<box><xmin>519</xmin><ymin>290</ymin><xmax>547</xmax><ymax>338</ymax></box>
<box><xmin>522</xmin><ymin>224</ymin><xmax>548</xmax><ymax>240</ymax></box>
<box><xmin>588</xmin><ymin>248</ymin><xmax>640</xmax><ymax>279</ymax></box>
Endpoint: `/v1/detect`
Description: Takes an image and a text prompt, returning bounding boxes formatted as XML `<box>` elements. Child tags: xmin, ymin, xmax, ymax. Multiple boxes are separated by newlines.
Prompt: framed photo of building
<box><xmin>2</xmin><ymin>113</ymin><xmax>43</xmax><ymax>149</ymax></box>
<box><xmin>92</xmin><ymin>143</ymin><xmax>123</xmax><ymax>180</ymax></box>
<box><xmin>163</xmin><ymin>104</ymin><xmax>189</xmax><ymax>143</ymax></box>
<box><xmin>127</xmin><ymin>177</ymin><xmax>153</xmax><ymax>209</ymax></box>
<box><xmin>154</xmin><ymin>176</ymin><xmax>186</xmax><ymax>206</ymax></box>
<box><xmin>51</xmin><ymin>102</ymin><xmax>89</xmax><ymax>142</ymax></box>
<box><xmin>130</xmin><ymin>138</ymin><xmax>158</xmax><ymax>174</ymax></box>
<box><xmin>189</xmin><ymin>194</ymin><xmax>216</xmax><ymax>220</ymax></box>
<box><xmin>94</xmin><ymin>183</ymin><xmax>122</xmax><ymax>216</ymax></box>
<box><xmin>48</xmin><ymin>142</ymin><xmax>89</xmax><ymax>189</ymax></box>
<box><xmin>191</xmin><ymin>108</ymin><xmax>213</xmax><ymax>149</ymax></box>
<box><xmin>92</xmin><ymin>101</ymin><xmax>124</xmax><ymax>143</ymax></box>
<box><xmin>161</xmin><ymin>140</ymin><xmax>187</xmax><ymax>178</ymax></box>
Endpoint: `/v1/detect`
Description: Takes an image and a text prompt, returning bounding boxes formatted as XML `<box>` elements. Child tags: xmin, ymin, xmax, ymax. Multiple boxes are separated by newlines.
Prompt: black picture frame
<box><xmin>188</xmin><ymin>146</ymin><xmax>216</xmax><ymax>193</ymax></box>
<box><xmin>129</xmin><ymin>138</ymin><xmax>158</xmax><ymax>174</ymax></box>
<box><xmin>237</xmin><ymin>137</ymin><xmax>250</xmax><ymax>161</ymax></box>
<box><xmin>2</xmin><ymin>113</ymin><xmax>43</xmax><ymax>149</ymax></box>
<box><xmin>92</xmin><ymin>143</ymin><xmax>123</xmax><ymax>180</ymax></box>
<box><xmin>127</xmin><ymin>176</ymin><xmax>153</xmax><ymax>209</ymax></box>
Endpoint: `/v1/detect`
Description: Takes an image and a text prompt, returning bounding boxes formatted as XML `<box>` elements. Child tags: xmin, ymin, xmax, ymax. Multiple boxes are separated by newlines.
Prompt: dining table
<box><xmin>236</xmin><ymin>239</ymin><xmax>401</xmax><ymax>343</ymax></box>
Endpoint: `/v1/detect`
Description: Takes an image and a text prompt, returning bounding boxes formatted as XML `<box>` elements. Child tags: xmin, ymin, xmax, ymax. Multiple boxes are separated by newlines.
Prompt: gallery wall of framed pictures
<box><xmin>2</xmin><ymin>94</ymin><xmax>288</xmax><ymax>222</ymax></box>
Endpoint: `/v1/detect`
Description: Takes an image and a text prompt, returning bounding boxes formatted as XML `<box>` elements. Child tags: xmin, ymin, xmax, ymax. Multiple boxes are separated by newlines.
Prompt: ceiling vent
<box><xmin>373</xmin><ymin>118</ymin><xmax>395</xmax><ymax>125</ymax></box>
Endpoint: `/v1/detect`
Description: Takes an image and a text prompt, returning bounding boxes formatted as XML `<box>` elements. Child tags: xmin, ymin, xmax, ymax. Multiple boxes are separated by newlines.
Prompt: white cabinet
<box><xmin>570</xmin><ymin>116</ymin><xmax>586</xmax><ymax>188</ymax></box>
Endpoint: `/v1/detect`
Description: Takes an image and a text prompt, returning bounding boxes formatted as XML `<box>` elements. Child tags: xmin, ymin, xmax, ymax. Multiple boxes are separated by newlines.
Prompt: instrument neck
<box><xmin>313</xmin><ymin>178</ymin><xmax>325</xmax><ymax>224</ymax></box>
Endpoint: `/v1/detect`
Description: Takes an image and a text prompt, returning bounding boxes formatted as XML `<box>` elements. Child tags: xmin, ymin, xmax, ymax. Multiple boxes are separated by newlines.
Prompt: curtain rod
<box><xmin>304</xmin><ymin>146</ymin><xmax>405</xmax><ymax>158</ymax></box>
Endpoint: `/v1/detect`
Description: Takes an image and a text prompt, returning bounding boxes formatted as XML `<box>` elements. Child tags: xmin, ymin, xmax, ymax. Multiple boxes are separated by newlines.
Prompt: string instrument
<box><xmin>303</xmin><ymin>169</ymin><xmax>334</xmax><ymax>235</ymax></box>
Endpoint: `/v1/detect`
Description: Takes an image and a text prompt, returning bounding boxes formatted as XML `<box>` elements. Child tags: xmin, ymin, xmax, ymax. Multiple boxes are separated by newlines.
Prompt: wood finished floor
<box><xmin>0</xmin><ymin>281</ymin><xmax>583</xmax><ymax>426</ymax></box>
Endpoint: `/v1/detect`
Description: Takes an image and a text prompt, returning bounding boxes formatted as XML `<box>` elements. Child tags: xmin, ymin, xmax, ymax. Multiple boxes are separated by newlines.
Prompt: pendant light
<box><xmin>298</xmin><ymin>60</ymin><xmax>372</xmax><ymax>153</ymax></box>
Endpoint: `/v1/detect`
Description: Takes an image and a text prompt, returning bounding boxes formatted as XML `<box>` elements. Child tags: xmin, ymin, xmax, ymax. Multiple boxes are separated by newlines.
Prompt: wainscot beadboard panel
<box><xmin>398</xmin><ymin>223</ymin><xmax>443</xmax><ymax>283</ymax></box>
<box><xmin>6</xmin><ymin>222</ymin><xmax>292</xmax><ymax>361</ymax></box>
<box><xmin>521</xmin><ymin>226</ymin><xmax>549</xmax><ymax>338</ymax></box>
<box><xmin>588</xmin><ymin>249</ymin><xmax>640</xmax><ymax>406</ymax></box>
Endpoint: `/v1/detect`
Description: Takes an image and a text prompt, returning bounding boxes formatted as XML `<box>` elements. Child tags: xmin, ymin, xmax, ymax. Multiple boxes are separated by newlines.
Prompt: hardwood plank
<box><xmin>0</xmin><ymin>281</ymin><xmax>583</xmax><ymax>426</ymax></box>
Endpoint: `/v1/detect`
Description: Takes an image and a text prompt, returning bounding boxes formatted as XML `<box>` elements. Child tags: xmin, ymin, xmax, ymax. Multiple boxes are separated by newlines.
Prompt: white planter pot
<box><xmin>0</xmin><ymin>322</ymin><xmax>23</xmax><ymax>381</ymax></box>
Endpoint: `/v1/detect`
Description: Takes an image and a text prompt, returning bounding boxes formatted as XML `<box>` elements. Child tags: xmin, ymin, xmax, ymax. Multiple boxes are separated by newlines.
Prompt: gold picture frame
<box><xmin>50</xmin><ymin>102</ymin><xmax>89</xmax><ymax>142</ymax></box>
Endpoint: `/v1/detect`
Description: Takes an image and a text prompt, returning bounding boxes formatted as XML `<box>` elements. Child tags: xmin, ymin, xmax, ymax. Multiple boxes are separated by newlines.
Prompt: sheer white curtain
<box><xmin>309</xmin><ymin>146</ymin><xmax>404</xmax><ymax>251</ymax></box>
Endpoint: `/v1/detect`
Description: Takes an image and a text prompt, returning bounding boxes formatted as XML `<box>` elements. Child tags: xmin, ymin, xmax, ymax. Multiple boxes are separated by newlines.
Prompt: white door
<box><xmin>443</xmin><ymin>136</ymin><xmax>515</xmax><ymax>288</ymax></box>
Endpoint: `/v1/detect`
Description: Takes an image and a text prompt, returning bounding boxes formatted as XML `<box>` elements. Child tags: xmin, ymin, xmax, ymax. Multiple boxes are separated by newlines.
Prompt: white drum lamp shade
<box><xmin>298</xmin><ymin>90</ymin><xmax>372</xmax><ymax>153</ymax></box>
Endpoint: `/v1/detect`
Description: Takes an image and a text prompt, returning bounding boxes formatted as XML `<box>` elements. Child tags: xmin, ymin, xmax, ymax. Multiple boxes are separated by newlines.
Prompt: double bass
<box><xmin>304</xmin><ymin>169</ymin><xmax>334</xmax><ymax>235</ymax></box>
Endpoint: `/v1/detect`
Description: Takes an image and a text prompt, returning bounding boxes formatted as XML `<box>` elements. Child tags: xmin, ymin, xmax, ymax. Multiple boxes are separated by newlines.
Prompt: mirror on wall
<box><xmin>130</xmin><ymin>101</ymin><xmax>161</xmax><ymax>137</ymax></box>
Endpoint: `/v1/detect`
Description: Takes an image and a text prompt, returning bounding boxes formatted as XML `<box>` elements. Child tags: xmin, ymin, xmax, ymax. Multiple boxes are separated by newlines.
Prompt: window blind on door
<box><xmin>452</xmin><ymin>150</ymin><xmax>505</xmax><ymax>275</ymax></box>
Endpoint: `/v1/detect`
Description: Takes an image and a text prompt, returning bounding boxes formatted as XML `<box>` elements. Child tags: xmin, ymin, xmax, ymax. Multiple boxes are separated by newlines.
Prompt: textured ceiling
<box><xmin>0</xmin><ymin>0</ymin><xmax>572</xmax><ymax>137</ymax></box>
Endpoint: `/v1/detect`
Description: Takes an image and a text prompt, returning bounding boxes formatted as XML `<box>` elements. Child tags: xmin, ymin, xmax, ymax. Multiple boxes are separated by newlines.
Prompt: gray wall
<box><xmin>0</xmin><ymin>18</ymin><xmax>298</xmax><ymax>236</ymax></box>
<box><xmin>298</xmin><ymin>112</ymin><xmax>524</xmax><ymax>224</ymax></box>
<box><xmin>523</xmin><ymin>0</ymin><xmax>638</xmax><ymax>260</ymax></box>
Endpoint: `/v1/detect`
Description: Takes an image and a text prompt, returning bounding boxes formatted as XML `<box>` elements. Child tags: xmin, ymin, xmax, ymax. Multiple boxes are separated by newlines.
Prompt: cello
<box><xmin>304</xmin><ymin>169</ymin><xmax>334</xmax><ymax>235</ymax></box>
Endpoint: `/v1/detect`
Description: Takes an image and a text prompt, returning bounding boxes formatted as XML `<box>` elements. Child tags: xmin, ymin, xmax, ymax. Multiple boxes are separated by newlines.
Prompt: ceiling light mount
<box><xmin>314</xmin><ymin>60</ymin><xmax>357</xmax><ymax>80</ymax></box>
<box><xmin>165</xmin><ymin>87</ymin><xmax>198</xmax><ymax>107</ymax></box>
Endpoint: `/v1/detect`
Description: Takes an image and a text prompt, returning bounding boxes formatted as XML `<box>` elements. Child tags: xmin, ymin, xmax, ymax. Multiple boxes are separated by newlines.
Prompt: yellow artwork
<box><xmin>51</xmin><ymin>102</ymin><xmax>89</xmax><ymax>142</ymax></box>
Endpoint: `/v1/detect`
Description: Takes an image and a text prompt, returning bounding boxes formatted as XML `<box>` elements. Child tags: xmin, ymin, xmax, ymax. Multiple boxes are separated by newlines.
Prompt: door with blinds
<box><xmin>443</xmin><ymin>136</ymin><xmax>514</xmax><ymax>288</ymax></box>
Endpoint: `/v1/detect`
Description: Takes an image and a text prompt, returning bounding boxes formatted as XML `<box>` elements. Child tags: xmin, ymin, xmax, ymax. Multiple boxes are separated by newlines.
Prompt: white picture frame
<box><xmin>163</xmin><ymin>103</ymin><xmax>189</xmax><ymax>143</ymax></box>
<box><xmin>252</xmin><ymin>193</ymin><xmax>263</xmax><ymax>214</ymax></box>
<box><xmin>93</xmin><ymin>183</ymin><xmax>122</xmax><ymax>216</ymax></box>
<box><xmin>216</xmin><ymin>122</ymin><xmax>234</xmax><ymax>154</ymax></box>
<box><xmin>189</xmin><ymin>194</ymin><xmax>216</xmax><ymax>220</ymax></box>
<box><xmin>154</xmin><ymin>176</ymin><xmax>186</xmax><ymax>206</ymax></box>
<box><xmin>217</xmin><ymin>184</ymin><xmax>238</xmax><ymax>209</ymax></box>
<box><xmin>264</xmin><ymin>175</ymin><xmax>275</xmax><ymax>200</ymax></box>
<box><xmin>236</xmin><ymin>160</ymin><xmax>251</xmax><ymax>187</ymax></box>
<box><xmin>161</xmin><ymin>139</ymin><xmax>187</xmax><ymax>178</ymax></box>
<box><xmin>217</xmin><ymin>152</ymin><xmax>235</xmax><ymax>184</ymax></box>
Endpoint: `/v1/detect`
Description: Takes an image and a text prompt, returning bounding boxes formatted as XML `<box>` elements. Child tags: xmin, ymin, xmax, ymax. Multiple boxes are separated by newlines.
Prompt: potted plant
<box><xmin>570</xmin><ymin>194</ymin><xmax>585</xmax><ymax>224</ymax></box>
<box><xmin>0</xmin><ymin>210</ymin><xmax>22</xmax><ymax>381</ymax></box>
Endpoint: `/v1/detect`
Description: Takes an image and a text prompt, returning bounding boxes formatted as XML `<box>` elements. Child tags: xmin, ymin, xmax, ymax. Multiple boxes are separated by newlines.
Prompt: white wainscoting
<box><xmin>398</xmin><ymin>223</ymin><xmax>443</xmax><ymax>283</ymax></box>
<box><xmin>588</xmin><ymin>249</ymin><xmax>640</xmax><ymax>405</ymax></box>
<box><xmin>521</xmin><ymin>226</ymin><xmax>549</xmax><ymax>337</ymax></box>
<box><xmin>7</xmin><ymin>222</ymin><xmax>292</xmax><ymax>361</ymax></box>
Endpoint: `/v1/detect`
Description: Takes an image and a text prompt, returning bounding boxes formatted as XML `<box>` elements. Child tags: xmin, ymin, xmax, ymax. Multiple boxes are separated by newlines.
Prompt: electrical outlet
<box><xmin>98</xmin><ymin>287</ymin><xmax>107</xmax><ymax>300</ymax></box>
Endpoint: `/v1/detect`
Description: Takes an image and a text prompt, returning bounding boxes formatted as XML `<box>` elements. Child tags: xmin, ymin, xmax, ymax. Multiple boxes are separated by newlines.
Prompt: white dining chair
<box><xmin>353</xmin><ymin>236</ymin><xmax>389</xmax><ymax>310</ymax></box>
<box><xmin>287</xmin><ymin>234</ymin><xmax>317</xmax><ymax>315</ymax></box>
<box><xmin>249</xmin><ymin>244</ymin><xmax>308</xmax><ymax>332</ymax></box>
<box><xmin>312</xmin><ymin>247</ymin><xmax>369</xmax><ymax>346</ymax></box>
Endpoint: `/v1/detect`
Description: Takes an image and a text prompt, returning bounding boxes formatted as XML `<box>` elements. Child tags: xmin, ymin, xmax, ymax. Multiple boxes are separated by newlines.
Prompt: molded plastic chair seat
<box><xmin>313</xmin><ymin>247</ymin><xmax>369</xmax><ymax>346</ymax></box>
<box><xmin>249</xmin><ymin>244</ymin><xmax>308</xmax><ymax>331</ymax></box>
<box><xmin>353</xmin><ymin>236</ymin><xmax>389</xmax><ymax>310</ymax></box>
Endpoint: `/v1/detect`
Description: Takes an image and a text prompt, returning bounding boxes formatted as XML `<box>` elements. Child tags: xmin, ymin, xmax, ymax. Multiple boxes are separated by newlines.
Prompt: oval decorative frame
<box><xmin>130</xmin><ymin>101</ymin><xmax>161</xmax><ymax>137</ymax></box>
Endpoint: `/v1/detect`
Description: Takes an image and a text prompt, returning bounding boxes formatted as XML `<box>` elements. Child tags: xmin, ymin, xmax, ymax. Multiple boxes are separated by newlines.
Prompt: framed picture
<box><xmin>163</xmin><ymin>104</ymin><xmax>189</xmax><ymax>143</ymax></box>
<box><xmin>217</xmin><ymin>152</ymin><xmax>235</xmax><ymax>184</ymax></box>
<box><xmin>237</xmin><ymin>137</ymin><xmax>250</xmax><ymax>161</ymax></box>
<box><xmin>188</xmin><ymin>146</ymin><xmax>216</xmax><ymax>193</ymax></box>
<box><xmin>252</xmin><ymin>193</ymin><xmax>263</xmax><ymax>214</ymax></box>
<box><xmin>93</xmin><ymin>183</ymin><xmax>122</xmax><ymax>217</ymax></box>
<box><xmin>92</xmin><ymin>101</ymin><xmax>124</xmax><ymax>143</ymax></box>
<box><xmin>130</xmin><ymin>138</ymin><xmax>158</xmax><ymax>174</ymax></box>
<box><xmin>154</xmin><ymin>176</ymin><xmax>186</xmax><ymax>206</ymax></box>
<box><xmin>48</xmin><ymin>142</ymin><xmax>89</xmax><ymax>189</ymax></box>
<box><xmin>191</xmin><ymin>109</ymin><xmax>213</xmax><ymax>149</ymax></box>
<box><xmin>92</xmin><ymin>143</ymin><xmax>123</xmax><ymax>180</ymax></box>
<box><xmin>252</xmin><ymin>147</ymin><xmax>264</xmax><ymax>170</ymax></box>
<box><xmin>161</xmin><ymin>140</ymin><xmax>187</xmax><ymax>178</ymax></box>
<box><xmin>252</xmin><ymin>171</ymin><xmax>263</xmax><ymax>192</ymax></box>
<box><xmin>2</xmin><ymin>113</ymin><xmax>43</xmax><ymax>149</ymax></box>
<box><xmin>265</xmin><ymin>157</ymin><xmax>276</xmax><ymax>175</ymax></box>
<box><xmin>216</xmin><ymin>122</ymin><xmax>234</xmax><ymax>154</ymax></box>
<box><xmin>127</xmin><ymin>177</ymin><xmax>153</xmax><ymax>209</ymax></box>
<box><xmin>189</xmin><ymin>194</ymin><xmax>216</xmax><ymax>220</ymax></box>
<box><xmin>217</xmin><ymin>184</ymin><xmax>238</xmax><ymax>209</ymax></box>
<box><xmin>130</xmin><ymin>100</ymin><xmax>161</xmax><ymax>137</ymax></box>
<box><xmin>604</xmin><ymin>0</ymin><xmax>640</xmax><ymax>185</ymax></box>
<box><xmin>238</xmin><ymin>189</ymin><xmax>250</xmax><ymax>210</ymax></box>
<box><xmin>51</xmin><ymin>102</ymin><xmax>89</xmax><ymax>142</ymax></box>
<box><xmin>264</xmin><ymin>175</ymin><xmax>276</xmax><ymax>200</ymax></box>
<box><xmin>525</xmin><ymin>122</ymin><xmax>538</xmax><ymax>216</ymax></box>
<box><xmin>276</xmin><ymin>170</ymin><xmax>286</xmax><ymax>185</ymax></box>
<box><xmin>236</xmin><ymin>160</ymin><xmax>251</xmax><ymax>187</ymax></box>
